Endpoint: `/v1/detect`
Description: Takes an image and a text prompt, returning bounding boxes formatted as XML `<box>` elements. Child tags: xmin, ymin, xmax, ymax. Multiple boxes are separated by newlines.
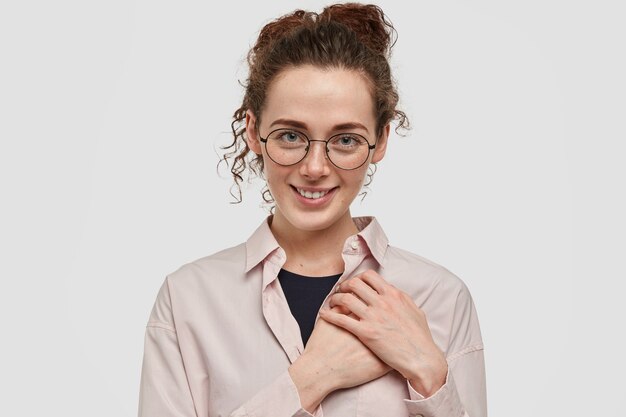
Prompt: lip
<box><xmin>290</xmin><ymin>185</ymin><xmax>338</xmax><ymax>207</ymax></box>
<box><xmin>292</xmin><ymin>185</ymin><xmax>336</xmax><ymax>193</ymax></box>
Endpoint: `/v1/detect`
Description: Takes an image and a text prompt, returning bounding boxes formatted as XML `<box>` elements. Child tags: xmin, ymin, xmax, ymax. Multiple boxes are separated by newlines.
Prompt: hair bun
<box><xmin>319</xmin><ymin>3</ymin><xmax>397</xmax><ymax>56</ymax></box>
<box><xmin>251</xmin><ymin>4</ymin><xmax>396</xmax><ymax>62</ymax></box>
<box><xmin>252</xmin><ymin>10</ymin><xmax>314</xmax><ymax>61</ymax></box>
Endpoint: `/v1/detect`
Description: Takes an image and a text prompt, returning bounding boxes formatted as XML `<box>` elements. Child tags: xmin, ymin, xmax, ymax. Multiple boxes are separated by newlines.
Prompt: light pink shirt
<box><xmin>138</xmin><ymin>216</ymin><xmax>487</xmax><ymax>417</ymax></box>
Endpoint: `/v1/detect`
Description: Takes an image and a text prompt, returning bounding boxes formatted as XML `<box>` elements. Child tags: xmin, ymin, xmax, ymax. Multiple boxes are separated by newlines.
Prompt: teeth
<box><xmin>297</xmin><ymin>188</ymin><xmax>330</xmax><ymax>199</ymax></box>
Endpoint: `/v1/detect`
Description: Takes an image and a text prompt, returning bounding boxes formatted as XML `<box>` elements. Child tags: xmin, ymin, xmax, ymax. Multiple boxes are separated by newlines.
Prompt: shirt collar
<box><xmin>244</xmin><ymin>215</ymin><xmax>389</xmax><ymax>273</ymax></box>
<box><xmin>353</xmin><ymin>216</ymin><xmax>389</xmax><ymax>266</ymax></box>
<box><xmin>245</xmin><ymin>217</ymin><xmax>281</xmax><ymax>273</ymax></box>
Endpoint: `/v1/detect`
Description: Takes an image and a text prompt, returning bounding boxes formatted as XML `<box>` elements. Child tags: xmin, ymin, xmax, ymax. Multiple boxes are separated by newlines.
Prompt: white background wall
<box><xmin>1</xmin><ymin>0</ymin><xmax>624</xmax><ymax>415</ymax></box>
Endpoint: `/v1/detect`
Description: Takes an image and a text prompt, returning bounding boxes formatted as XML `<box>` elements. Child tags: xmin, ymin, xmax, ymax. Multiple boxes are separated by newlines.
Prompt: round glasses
<box><xmin>258</xmin><ymin>128</ymin><xmax>376</xmax><ymax>170</ymax></box>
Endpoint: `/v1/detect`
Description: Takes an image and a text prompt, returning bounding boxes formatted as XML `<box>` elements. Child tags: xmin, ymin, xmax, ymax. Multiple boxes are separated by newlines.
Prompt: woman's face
<box><xmin>246</xmin><ymin>65</ymin><xmax>389</xmax><ymax>233</ymax></box>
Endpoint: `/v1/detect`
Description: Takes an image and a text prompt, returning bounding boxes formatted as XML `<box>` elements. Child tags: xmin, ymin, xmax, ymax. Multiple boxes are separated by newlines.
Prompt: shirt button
<box><xmin>350</xmin><ymin>241</ymin><xmax>358</xmax><ymax>250</ymax></box>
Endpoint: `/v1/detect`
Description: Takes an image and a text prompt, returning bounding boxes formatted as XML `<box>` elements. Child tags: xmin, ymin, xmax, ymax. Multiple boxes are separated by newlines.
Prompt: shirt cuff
<box><xmin>403</xmin><ymin>367</ymin><xmax>464</xmax><ymax>417</ymax></box>
<box><xmin>231</xmin><ymin>369</ymin><xmax>323</xmax><ymax>417</ymax></box>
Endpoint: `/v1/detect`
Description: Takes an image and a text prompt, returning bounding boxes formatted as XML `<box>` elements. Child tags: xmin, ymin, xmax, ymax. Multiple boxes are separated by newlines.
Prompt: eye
<box><xmin>267</xmin><ymin>129</ymin><xmax>308</xmax><ymax>149</ymax></box>
<box><xmin>329</xmin><ymin>134</ymin><xmax>367</xmax><ymax>149</ymax></box>
<box><xmin>269</xmin><ymin>130</ymin><xmax>305</xmax><ymax>143</ymax></box>
<box><xmin>280</xmin><ymin>131</ymin><xmax>301</xmax><ymax>143</ymax></box>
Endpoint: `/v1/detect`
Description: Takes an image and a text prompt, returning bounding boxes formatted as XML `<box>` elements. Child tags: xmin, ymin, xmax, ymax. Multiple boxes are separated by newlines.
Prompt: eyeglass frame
<box><xmin>258</xmin><ymin>128</ymin><xmax>377</xmax><ymax>170</ymax></box>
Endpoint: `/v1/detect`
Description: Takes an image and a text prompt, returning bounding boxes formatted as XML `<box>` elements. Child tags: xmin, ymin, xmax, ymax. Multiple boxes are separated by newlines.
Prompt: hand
<box><xmin>319</xmin><ymin>270</ymin><xmax>448</xmax><ymax>397</ymax></box>
<box><xmin>289</xmin><ymin>306</ymin><xmax>391</xmax><ymax>411</ymax></box>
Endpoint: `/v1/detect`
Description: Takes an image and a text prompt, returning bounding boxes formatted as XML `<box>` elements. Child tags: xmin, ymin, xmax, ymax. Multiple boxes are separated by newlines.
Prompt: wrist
<box><xmin>289</xmin><ymin>354</ymin><xmax>336</xmax><ymax>411</ymax></box>
<box><xmin>406</xmin><ymin>359</ymin><xmax>448</xmax><ymax>398</ymax></box>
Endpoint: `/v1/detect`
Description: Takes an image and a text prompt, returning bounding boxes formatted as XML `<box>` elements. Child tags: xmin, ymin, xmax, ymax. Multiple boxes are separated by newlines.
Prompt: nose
<box><xmin>299</xmin><ymin>140</ymin><xmax>330</xmax><ymax>179</ymax></box>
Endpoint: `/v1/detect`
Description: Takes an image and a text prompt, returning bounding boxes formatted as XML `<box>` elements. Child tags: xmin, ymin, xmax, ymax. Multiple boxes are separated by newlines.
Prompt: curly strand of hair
<box><xmin>394</xmin><ymin>109</ymin><xmax>410</xmax><ymax>135</ymax></box>
<box><xmin>218</xmin><ymin>108</ymin><xmax>250</xmax><ymax>203</ymax></box>
<box><xmin>357</xmin><ymin>162</ymin><xmax>378</xmax><ymax>202</ymax></box>
<box><xmin>261</xmin><ymin>186</ymin><xmax>274</xmax><ymax>206</ymax></box>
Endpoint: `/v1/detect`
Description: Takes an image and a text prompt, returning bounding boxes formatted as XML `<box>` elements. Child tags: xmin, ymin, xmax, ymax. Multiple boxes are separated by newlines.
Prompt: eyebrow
<box><xmin>269</xmin><ymin>118</ymin><xmax>370</xmax><ymax>134</ymax></box>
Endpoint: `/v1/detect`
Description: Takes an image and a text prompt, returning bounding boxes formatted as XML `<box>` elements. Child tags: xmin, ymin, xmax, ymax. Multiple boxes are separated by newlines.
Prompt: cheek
<box><xmin>341</xmin><ymin>168</ymin><xmax>370</xmax><ymax>195</ymax></box>
<box><xmin>263</xmin><ymin>163</ymin><xmax>290</xmax><ymax>192</ymax></box>
<box><xmin>354</xmin><ymin>165</ymin><xmax>371</xmax><ymax>185</ymax></box>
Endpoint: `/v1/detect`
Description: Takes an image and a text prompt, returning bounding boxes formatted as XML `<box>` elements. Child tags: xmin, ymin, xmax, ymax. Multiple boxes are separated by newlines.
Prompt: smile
<box><xmin>294</xmin><ymin>187</ymin><xmax>335</xmax><ymax>200</ymax></box>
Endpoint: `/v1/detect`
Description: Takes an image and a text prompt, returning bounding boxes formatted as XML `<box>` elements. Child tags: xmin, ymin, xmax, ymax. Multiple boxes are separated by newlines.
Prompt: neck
<box><xmin>269</xmin><ymin>210</ymin><xmax>359</xmax><ymax>276</ymax></box>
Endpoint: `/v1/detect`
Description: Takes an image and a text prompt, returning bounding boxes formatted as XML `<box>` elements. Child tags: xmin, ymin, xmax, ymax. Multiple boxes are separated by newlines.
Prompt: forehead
<box><xmin>262</xmin><ymin>65</ymin><xmax>376</xmax><ymax>133</ymax></box>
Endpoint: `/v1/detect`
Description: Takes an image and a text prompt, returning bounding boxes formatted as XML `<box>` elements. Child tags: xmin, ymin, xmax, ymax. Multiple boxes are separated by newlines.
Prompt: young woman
<box><xmin>138</xmin><ymin>3</ymin><xmax>487</xmax><ymax>417</ymax></box>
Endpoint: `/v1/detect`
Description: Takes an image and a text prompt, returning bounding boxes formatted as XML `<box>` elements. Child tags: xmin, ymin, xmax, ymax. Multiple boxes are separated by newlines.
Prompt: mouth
<box><xmin>291</xmin><ymin>186</ymin><xmax>338</xmax><ymax>201</ymax></box>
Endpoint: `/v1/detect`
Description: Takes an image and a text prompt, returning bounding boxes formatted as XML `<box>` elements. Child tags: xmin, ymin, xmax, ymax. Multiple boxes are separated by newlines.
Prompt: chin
<box><xmin>276</xmin><ymin>201</ymin><xmax>346</xmax><ymax>232</ymax></box>
<box><xmin>287</xmin><ymin>212</ymin><xmax>337</xmax><ymax>232</ymax></box>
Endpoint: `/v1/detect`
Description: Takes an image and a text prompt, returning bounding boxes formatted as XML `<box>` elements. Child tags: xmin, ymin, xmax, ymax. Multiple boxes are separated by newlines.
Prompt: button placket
<box><xmin>261</xmin><ymin>254</ymin><xmax>303</xmax><ymax>364</ymax></box>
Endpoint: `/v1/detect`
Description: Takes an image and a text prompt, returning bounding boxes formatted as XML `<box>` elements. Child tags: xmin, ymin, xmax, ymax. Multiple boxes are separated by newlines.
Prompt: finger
<box><xmin>338</xmin><ymin>277</ymin><xmax>380</xmax><ymax>306</ymax></box>
<box><xmin>326</xmin><ymin>305</ymin><xmax>360</xmax><ymax>320</ymax></box>
<box><xmin>328</xmin><ymin>292</ymin><xmax>369</xmax><ymax>318</ymax></box>
<box><xmin>319</xmin><ymin>308</ymin><xmax>362</xmax><ymax>335</ymax></box>
<box><xmin>328</xmin><ymin>304</ymin><xmax>351</xmax><ymax>316</ymax></box>
<box><xmin>359</xmin><ymin>270</ymin><xmax>390</xmax><ymax>295</ymax></box>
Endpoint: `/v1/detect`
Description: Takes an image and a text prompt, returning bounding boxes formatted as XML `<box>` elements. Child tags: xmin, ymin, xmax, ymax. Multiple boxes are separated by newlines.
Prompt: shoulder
<box><xmin>384</xmin><ymin>244</ymin><xmax>470</xmax><ymax>297</ymax></box>
<box><xmin>166</xmin><ymin>242</ymin><xmax>248</xmax><ymax>286</ymax></box>
<box><xmin>147</xmin><ymin>242</ymin><xmax>252</xmax><ymax>329</ymax></box>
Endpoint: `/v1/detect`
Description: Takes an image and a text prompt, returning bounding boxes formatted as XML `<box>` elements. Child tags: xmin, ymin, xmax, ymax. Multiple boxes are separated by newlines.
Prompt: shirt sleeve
<box><xmin>403</xmin><ymin>347</ymin><xmax>486</xmax><ymax>417</ymax></box>
<box><xmin>228</xmin><ymin>370</ymin><xmax>323</xmax><ymax>417</ymax></box>
<box><xmin>138</xmin><ymin>279</ymin><xmax>198</xmax><ymax>417</ymax></box>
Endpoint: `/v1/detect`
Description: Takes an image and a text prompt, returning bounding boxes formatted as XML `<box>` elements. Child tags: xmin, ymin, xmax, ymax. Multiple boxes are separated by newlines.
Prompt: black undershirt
<box><xmin>277</xmin><ymin>269</ymin><xmax>341</xmax><ymax>347</ymax></box>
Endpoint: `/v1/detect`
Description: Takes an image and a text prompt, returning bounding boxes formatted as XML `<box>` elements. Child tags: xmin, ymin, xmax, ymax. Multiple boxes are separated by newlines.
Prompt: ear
<box><xmin>245</xmin><ymin>110</ymin><xmax>263</xmax><ymax>155</ymax></box>
<box><xmin>371</xmin><ymin>123</ymin><xmax>390</xmax><ymax>163</ymax></box>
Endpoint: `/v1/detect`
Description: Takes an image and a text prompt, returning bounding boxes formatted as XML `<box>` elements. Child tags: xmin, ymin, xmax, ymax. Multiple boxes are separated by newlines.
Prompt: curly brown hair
<box><xmin>219</xmin><ymin>2</ymin><xmax>409</xmax><ymax>204</ymax></box>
